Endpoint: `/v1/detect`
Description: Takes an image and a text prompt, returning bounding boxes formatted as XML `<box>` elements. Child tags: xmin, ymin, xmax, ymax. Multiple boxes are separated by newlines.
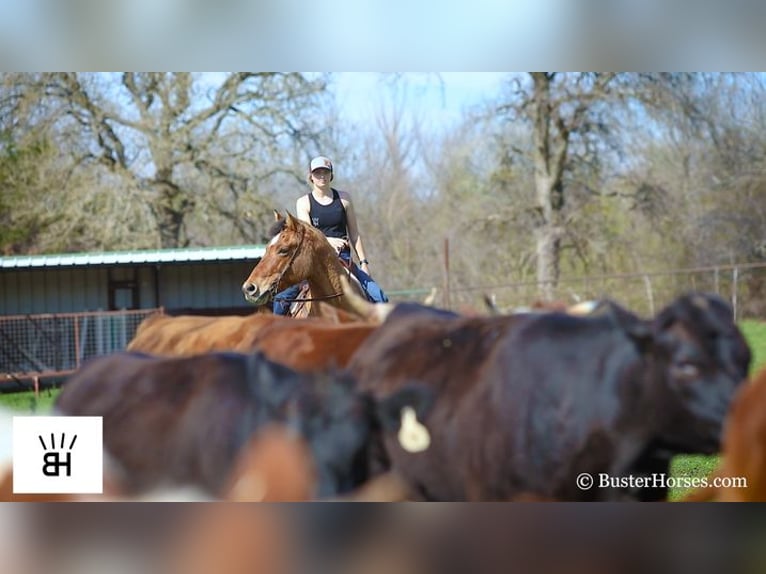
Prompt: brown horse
<box><xmin>241</xmin><ymin>212</ymin><xmax>369</xmax><ymax>319</ymax></box>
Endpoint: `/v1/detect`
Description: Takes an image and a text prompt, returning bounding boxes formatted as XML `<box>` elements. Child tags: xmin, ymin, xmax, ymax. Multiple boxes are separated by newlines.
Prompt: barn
<box><xmin>0</xmin><ymin>244</ymin><xmax>265</xmax><ymax>390</ymax></box>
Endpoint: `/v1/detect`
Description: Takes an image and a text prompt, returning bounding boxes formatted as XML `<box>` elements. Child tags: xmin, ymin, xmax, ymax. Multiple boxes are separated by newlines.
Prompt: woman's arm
<box><xmin>295</xmin><ymin>195</ymin><xmax>311</xmax><ymax>224</ymax></box>
<box><xmin>340</xmin><ymin>191</ymin><xmax>370</xmax><ymax>274</ymax></box>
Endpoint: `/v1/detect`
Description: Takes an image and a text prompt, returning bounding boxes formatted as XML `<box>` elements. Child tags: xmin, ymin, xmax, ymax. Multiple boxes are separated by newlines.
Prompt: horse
<box><xmin>241</xmin><ymin>212</ymin><xmax>371</xmax><ymax>319</ymax></box>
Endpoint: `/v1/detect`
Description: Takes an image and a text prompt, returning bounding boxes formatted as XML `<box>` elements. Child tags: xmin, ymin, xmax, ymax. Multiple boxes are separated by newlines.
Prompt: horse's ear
<box><xmin>285</xmin><ymin>211</ymin><xmax>299</xmax><ymax>229</ymax></box>
<box><xmin>273</xmin><ymin>210</ymin><xmax>284</xmax><ymax>222</ymax></box>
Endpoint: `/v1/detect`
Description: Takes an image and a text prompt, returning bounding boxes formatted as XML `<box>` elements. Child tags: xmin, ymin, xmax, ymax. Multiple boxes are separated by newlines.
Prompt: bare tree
<box><xmin>494</xmin><ymin>72</ymin><xmax>709</xmax><ymax>300</ymax></box>
<box><xmin>0</xmin><ymin>72</ymin><xmax>330</xmax><ymax>249</ymax></box>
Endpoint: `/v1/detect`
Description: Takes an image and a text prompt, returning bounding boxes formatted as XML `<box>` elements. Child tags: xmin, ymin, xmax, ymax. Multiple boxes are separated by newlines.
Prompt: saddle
<box><xmin>286</xmin><ymin>267</ymin><xmax>368</xmax><ymax>318</ymax></box>
<box><xmin>287</xmin><ymin>282</ymin><xmax>312</xmax><ymax>318</ymax></box>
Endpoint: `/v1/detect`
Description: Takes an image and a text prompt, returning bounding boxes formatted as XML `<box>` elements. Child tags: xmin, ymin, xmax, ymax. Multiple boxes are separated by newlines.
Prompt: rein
<box><xmin>277</xmin><ymin>291</ymin><xmax>343</xmax><ymax>303</ymax></box>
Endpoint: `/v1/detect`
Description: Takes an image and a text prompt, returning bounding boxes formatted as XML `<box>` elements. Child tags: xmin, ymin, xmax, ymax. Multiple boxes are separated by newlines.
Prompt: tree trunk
<box><xmin>530</xmin><ymin>73</ymin><xmax>567</xmax><ymax>301</ymax></box>
<box><xmin>154</xmin><ymin>178</ymin><xmax>192</xmax><ymax>249</ymax></box>
<box><xmin>535</xmin><ymin>224</ymin><xmax>563</xmax><ymax>302</ymax></box>
<box><xmin>534</xmin><ymin>174</ymin><xmax>565</xmax><ymax>301</ymax></box>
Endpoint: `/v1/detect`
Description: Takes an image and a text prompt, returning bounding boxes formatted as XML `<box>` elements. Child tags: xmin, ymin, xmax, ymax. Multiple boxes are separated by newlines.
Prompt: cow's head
<box><xmin>283</xmin><ymin>373</ymin><xmax>434</xmax><ymax>497</ymax></box>
<box><xmin>628</xmin><ymin>293</ymin><xmax>751</xmax><ymax>454</ymax></box>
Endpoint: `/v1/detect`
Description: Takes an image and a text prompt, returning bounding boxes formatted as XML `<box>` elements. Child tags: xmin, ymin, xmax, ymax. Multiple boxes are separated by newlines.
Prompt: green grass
<box><xmin>0</xmin><ymin>386</ymin><xmax>60</xmax><ymax>414</ymax></box>
<box><xmin>740</xmin><ymin>319</ymin><xmax>766</xmax><ymax>373</ymax></box>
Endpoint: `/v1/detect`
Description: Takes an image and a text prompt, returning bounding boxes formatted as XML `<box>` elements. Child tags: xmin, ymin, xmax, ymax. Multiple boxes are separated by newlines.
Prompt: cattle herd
<box><xmin>1</xmin><ymin>281</ymin><xmax>764</xmax><ymax>502</ymax></box>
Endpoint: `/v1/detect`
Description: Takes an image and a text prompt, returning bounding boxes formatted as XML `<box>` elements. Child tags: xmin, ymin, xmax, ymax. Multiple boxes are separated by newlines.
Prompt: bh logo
<box><xmin>39</xmin><ymin>432</ymin><xmax>77</xmax><ymax>477</ymax></box>
<box><xmin>13</xmin><ymin>416</ymin><xmax>103</xmax><ymax>494</ymax></box>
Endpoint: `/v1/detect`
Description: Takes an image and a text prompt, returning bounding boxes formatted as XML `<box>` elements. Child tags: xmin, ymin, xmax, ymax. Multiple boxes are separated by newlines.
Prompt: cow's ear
<box><xmin>624</xmin><ymin>322</ymin><xmax>654</xmax><ymax>354</ymax></box>
<box><xmin>606</xmin><ymin>306</ymin><xmax>654</xmax><ymax>354</ymax></box>
<box><xmin>246</xmin><ymin>351</ymin><xmax>299</xmax><ymax>408</ymax></box>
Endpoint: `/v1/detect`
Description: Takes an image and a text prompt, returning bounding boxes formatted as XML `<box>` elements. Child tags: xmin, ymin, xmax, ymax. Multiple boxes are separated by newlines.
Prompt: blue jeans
<box><xmin>273</xmin><ymin>283</ymin><xmax>303</xmax><ymax>315</ymax></box>
<box><xmin>339</xmin><ymin>249</ymin><xmax>388</xmax><ymax>303</ymax></box>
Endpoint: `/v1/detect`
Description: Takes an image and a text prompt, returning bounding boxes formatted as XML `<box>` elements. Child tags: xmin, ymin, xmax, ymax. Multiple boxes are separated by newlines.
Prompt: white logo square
<box><xmin>13</xmin><ymin>416</ymin><xmax>103</xmax><ymax>494</ymax></box>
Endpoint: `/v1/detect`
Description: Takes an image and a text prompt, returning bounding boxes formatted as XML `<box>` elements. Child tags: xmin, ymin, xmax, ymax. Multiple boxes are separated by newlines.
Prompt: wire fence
<box><xmin>392</xmin><ymin>261</ymin><xmax>766</xmax><ymax>320</ymax></box>
<box><xmin>3</xmin><ymin>261</ymin><xmax>766</xmax><ymax>390</ymax></box>
<box><xmin>0</xmin><ymin>309</ymin><xmax>159</xmax><ymax>389</ymax></box>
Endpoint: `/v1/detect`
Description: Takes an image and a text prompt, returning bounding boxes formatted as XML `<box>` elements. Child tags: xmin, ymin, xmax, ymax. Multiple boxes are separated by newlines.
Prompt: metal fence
<box><xmin>0</xmin><ymin>309</ymin><xmax>159</xmax><ymax>389</ymax></box>
<box><xmin>407</xmin><ymin>262</ymin><xmax>766</xmax><ymax>320</ymax></box>
<box><xmin>3</xmin><ymin>261</ymin><xmax>766</xmax><ymax>390</ymax></box>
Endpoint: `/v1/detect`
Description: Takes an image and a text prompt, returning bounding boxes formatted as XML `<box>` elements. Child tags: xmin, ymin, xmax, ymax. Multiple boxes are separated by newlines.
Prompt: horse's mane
<box><xmin>268</xmin><ymin>219</ymin><xmax>286</xmax><ymax>238</ymax></box>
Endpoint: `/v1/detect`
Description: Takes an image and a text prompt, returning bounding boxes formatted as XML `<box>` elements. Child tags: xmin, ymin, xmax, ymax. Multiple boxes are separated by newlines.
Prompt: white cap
<box><xmin>309</xmin><ymin>156</ymin><xmax>333</xmax><ymax>172</ymax></box>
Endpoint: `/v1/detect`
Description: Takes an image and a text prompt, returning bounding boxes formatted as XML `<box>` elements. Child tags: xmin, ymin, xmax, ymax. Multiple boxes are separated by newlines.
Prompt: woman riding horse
<box><xmin>274</xmin><ymin>156</ymin><xmax>387</xmax><ymax>315</ymax></box>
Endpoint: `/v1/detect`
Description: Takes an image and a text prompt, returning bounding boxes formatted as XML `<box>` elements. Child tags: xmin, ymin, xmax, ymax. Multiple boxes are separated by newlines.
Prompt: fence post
<box><xmin>732</xmin><ymin>267</ymin><xmax>739</xmax><ymax>321</ymax></box>
<box><xmin>73</xmin><ymin>318</ymin><xmax>81</xmax><ymax>371</ymax></box>
<box><xmin>443</xmin><ymin>237</ymin><xmax>451</xmax><ymax>310</ymax></box>
<box><xmin>642</xmin><ymin>274</ymin><xmax>655</xmax><ymax>316</ymax></box>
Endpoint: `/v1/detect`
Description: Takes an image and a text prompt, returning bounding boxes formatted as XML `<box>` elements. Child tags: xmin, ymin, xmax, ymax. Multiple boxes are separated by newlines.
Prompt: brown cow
<box><xmin>128</xmin><ymin>305</ymin><xmax>366</xmax><ymax>360</ymax></box>
<box><xmin>129</xmin><ymin>312</ymin><xmax>378</xmax><ymax>373</ymax></box>
<box><xmin>347</xmin><ymin>293</ymin><xmax>751</xmax><ymax>501</ymax></box>
<box><xmin>682</xmin><ymin>366</ymin><xmax>766</xmax><ymax>502</ymax></box>
<box><xmin>54</xmin><ymin>350</ymin><xmax>433</xmax><ymax>498</ymax></box>
<box><xmin>127</xmin><ymin>311</ymin><xmax>281</xmax><ymax>355</ymax></box>
<box><xmin>245</xmin><ymin>319</ymin><xmax>379</xmax><ymax>372</ymax></box>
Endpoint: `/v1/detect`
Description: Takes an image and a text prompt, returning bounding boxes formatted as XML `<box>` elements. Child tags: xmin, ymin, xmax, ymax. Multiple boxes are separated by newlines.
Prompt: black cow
<box><xmin>54</xmin><ymin>351</ymin><xmax>432</xmax><ymax>498</ymax></box>
<box><xmin>347</xmin><ymin>293</ymin><xmax>751</xmax><ymax>501</ymax></box>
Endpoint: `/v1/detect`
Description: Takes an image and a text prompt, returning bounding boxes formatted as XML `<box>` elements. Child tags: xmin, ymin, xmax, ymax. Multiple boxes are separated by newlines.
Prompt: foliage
<box><xmin>2</xmin><ymin>72</ymin><xmax>766</xmax><ymax>305</ymax></box>
<box><xmin>0</xmin><ymin>72</ymin><xmax>332</xmax><ymax>251</ymax></box>
<box><xmin>0</xmin><ymin>130</ymin><xmax>63</xmax><ymax>254</ymax></box>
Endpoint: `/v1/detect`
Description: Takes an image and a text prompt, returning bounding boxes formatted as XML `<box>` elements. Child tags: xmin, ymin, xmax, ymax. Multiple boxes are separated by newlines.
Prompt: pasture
<box><xmin>2</xmin><ymin>317</ymin><xmax>765</xmax><ymax>501</ymax></box>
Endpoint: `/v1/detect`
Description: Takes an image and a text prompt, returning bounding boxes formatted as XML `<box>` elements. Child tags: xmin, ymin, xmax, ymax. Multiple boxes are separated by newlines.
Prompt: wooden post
<box><xmin>714</xmin><ymin>267</ymin><xmax>719</xmax><ymax>295</ymax></box>
<box><xmin>443</xmin><ymin>237</ymin><xmax>451</xmax><ymax>310</ymax></box>
<box><xmin>643</xmin><ymin>274</ymin><xmax>655</xmax><ymax>316</ymax></box>
<box><xmin>73</xmin><ymin>317</ymin><xmax>81</xmax><ymax>371</ymax></box>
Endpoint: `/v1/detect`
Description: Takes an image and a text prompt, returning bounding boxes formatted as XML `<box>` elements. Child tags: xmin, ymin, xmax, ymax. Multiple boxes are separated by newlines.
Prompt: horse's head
<box><xmin>242</xmin><ymin>212</ymin><xmax>318</xmax><ymax>305</ymax></box>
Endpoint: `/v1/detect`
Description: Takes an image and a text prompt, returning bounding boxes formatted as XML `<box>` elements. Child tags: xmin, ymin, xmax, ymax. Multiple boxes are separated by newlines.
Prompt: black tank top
<box><xmin>307</xmin><ymin>189</ymin><xmax>348</xmax><ymax>239</ymax></box>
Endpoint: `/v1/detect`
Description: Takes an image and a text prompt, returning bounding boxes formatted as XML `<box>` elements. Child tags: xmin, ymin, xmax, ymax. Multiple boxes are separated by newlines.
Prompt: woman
<box><xmin>274</xmin><ymin>156</ymin><xmax>388</xmax><ymax>315</ymax></box>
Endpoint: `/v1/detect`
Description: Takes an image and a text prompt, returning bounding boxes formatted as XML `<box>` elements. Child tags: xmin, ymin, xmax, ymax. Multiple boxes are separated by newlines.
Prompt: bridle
<box><xmin>268</xmin><ymin>225</ymin><xmax>343</xmax><ymax>303</ymax></box>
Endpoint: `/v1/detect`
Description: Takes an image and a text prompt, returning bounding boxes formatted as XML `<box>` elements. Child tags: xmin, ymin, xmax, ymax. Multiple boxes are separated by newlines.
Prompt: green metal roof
<box><xmin>0</xmin><ymin>244</ymin><xmax>267</xmax><ymax>269</ymax></box>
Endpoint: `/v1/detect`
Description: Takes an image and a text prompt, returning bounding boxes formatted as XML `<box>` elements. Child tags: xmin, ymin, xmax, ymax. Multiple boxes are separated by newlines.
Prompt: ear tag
<box><xmin>398</xmin><ymin>406</ymin><xmax>430</xmax><ymax>453</ymax></box>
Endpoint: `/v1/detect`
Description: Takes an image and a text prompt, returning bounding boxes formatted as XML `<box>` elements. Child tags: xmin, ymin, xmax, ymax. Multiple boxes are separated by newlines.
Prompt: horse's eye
<box><xmin>277</xmin><ymin>247</ymin><xmax>291</xmax><ymax>256</ymax></box>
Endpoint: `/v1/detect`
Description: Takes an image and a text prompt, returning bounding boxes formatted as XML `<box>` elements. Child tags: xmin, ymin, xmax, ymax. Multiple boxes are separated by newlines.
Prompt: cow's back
<box><xmin>127</xmin><ymin>313</ymin><xmax>282</xmax><ymax>356</ymax></box>
<box><xmin>348</xmin><ymin>308</ymin><xmax>643</xmax><ymax>500</ymax></box>
<box><xmin>55</xmin><ymin>351</ymin><xmax>273</xmax><ymax>494</ymax></box>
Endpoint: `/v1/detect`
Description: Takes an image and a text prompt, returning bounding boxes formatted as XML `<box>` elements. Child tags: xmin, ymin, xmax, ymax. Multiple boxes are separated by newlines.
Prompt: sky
<box><xmin>334</xmin><ymin>73</ymin><xmax>508</xmax><ymax>128</ymax></box>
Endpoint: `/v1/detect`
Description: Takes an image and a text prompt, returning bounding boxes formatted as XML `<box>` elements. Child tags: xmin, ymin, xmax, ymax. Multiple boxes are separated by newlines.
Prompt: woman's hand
<box><xmin>326</xmin><ymin>237</ymin><xmax>349</xmax><ymax>254</ymax></box>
